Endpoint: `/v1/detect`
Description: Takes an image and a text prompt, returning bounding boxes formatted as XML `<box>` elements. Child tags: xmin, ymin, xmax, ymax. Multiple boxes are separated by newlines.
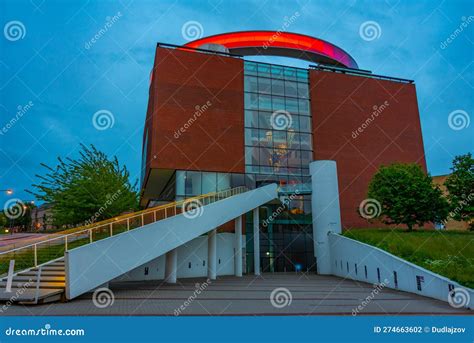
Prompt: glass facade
<box><xmin>243</xmin><ymin>61</ymin><xmax>315</xmax><ymax>273</ymax></box>
<box><xmin>243</xmin><ymin>61</ymin><xmax>313</xmax><ymax>178</ymax></box>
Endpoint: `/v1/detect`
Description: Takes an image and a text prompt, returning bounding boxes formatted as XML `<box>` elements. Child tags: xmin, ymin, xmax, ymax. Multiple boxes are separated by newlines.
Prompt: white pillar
<box><xmin>253</xmin><ymin>208</ymin><xmax>260</xmax><ymax>275</ymax></box>
<box><xmin>310</xmin><ymin>160</ymin><xmax>342</xmax><ymax>275</ymax></box>
<box><xmin>208</xmin><ymin>229</ymin><xmax>217</xmax><ymax>280</ymax></box>
<box><xmin>164</xmin><ymin>248</ymin><xmax>178</xmax><ymax>283</ymax></box>
<box><xmin>234</xmin><ymin>216</ymin><xmax>242</xmax><ymax>277</ymax></box>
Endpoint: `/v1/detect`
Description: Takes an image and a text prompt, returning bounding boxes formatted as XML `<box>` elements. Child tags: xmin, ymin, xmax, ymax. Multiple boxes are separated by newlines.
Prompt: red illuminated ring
<box><xmin>183</xmin><ymin>31</ymin><xmax>358</xmax><ymax>69</ymax></box>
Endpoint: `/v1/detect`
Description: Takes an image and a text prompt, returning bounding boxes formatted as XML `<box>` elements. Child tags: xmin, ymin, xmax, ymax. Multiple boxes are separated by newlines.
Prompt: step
<box><xmin>13</xmin><ymin>275</ymin><xmax>65</xmax><ymax>282</ymax></box>
<box><xmin>31</xmin><ymin>266</ymin><xmax>65</xmax><ymax>271</ymax></box>
<box><xmin>0</xmin><ymin>281</ymin><xmax>65</xmax><ymax>289</ymax></box>
<box><xmin>0</xmin><ymin>288</ymin><xmax>64</xmax><ymax>304</ymax></box>
<box><xmin>20</xmin><ymin>271</ymin><xmax>65</xmax><ymax>277</ymax></box>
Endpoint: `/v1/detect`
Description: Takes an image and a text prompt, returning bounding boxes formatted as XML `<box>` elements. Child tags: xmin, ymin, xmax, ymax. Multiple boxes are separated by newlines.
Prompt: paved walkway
<box><xmin>1</xmin><ymin>274</ymin><xmax>471</xmax><ymax>315</ymax></box>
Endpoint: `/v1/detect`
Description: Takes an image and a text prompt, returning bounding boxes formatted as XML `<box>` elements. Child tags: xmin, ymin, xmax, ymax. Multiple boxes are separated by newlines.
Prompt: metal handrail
<box><xmin>0</xmin><ymin>186</ymin><xmax>247</xmax><ymax>273</ymax></box>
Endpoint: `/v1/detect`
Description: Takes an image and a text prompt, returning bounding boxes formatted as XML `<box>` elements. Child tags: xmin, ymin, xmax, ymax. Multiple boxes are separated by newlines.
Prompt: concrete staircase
<box><xmin>0</xmin><ymin>259</ymin><xmax>65</xmax><ymax>304</ymax></box>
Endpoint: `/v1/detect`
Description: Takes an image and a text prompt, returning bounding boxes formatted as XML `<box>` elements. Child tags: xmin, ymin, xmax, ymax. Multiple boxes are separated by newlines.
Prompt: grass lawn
<box><xmin>343</xmin><ymin>229</ymin><xmax>474</xmax><ymax>288</ymax></box>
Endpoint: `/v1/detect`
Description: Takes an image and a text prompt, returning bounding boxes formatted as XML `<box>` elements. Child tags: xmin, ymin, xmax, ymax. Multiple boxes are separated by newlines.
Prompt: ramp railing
<box><xmin>0</xmin><ymin>186</ymin><xmax>247</xmax><ymax>276</ymax></box>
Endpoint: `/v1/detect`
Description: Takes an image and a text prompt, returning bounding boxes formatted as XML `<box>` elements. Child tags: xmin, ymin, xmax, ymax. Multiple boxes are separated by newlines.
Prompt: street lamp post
<box><xmin>1</xmin><ymin>189</ymin><xmax>13</xmax><ymax>195</ymax></box>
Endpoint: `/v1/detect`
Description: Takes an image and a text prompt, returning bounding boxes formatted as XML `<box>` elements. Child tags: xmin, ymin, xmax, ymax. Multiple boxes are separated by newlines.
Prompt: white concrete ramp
<box><xmin>65</xmin><ymin>184</ymin><xmax>278</xmax><ymax>299</ymax></box>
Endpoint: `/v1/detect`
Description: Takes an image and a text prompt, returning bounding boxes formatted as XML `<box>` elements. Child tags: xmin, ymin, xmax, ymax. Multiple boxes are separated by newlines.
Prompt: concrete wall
<box><xmin>329</xmin><ymin>233</ymin><xmax>473</xmax><ymax>309</ymax></box>
<box><xmin>65</xmin><ymin>184</ymin><xmax>277</xmax><ymax>299</ymax></box>
<box><xmin>114</xmin><ymin>233</ymin><xmax>244</xmax><ymax>281</ymax></box>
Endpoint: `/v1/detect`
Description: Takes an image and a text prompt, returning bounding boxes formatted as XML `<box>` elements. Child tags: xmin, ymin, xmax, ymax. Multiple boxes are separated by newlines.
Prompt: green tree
<box><xmin>366</xmin><ymin>163</ymin><xmax>449</xmax><ymax>231</ymax></box>
<box><xmin>444</xmin><ymin>153</ymin><xmax>474</xmax><ymax>230</ymax></box>
<box><xmin>0</xmin><ymin>212</ymin><xmax>6</xmax><ymax>229</ymax></box>
<box><xmin>29</xmin><ymin>144</ymin><xmax>139</xmax><ymax>227</ymax></box>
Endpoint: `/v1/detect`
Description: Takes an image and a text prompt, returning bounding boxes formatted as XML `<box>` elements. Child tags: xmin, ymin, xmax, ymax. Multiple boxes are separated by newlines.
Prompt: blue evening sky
<box><xmin>0</xmin><ymin>0</ymin><xmax>473</xmax><ymax>205</ymax></box>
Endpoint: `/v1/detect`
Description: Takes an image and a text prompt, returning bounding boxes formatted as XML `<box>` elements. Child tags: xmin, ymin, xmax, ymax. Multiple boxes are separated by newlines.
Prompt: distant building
<box><xmin>30</xmin><ymin>203</ymin><xmax>55</xmax><ymax>231</ymax></box>
<box><xmin>432</xmin><ymin>174</ymin><xmax>469</xmax><ymax>230</ymax></box>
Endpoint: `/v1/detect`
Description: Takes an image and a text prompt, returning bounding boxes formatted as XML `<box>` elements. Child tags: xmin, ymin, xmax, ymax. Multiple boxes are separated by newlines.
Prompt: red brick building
<box><xmin>140</xmin><ymin>32</ymin><xmax>427</xmax><ymax>272</ymax></box>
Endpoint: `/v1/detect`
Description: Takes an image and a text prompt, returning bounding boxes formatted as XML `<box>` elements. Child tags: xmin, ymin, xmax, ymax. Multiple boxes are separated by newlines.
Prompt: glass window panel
<box><xmin>284</xmin><ymin>81</ymin><xmax>298</xmax><ymax>97</ymax></box>
<box><xmin>285</xmin><ymin>98</ymin><xmax>298</xmax><ymax>113</ymax></box>
<box><xmin>300</xmin><ymin>133</ymin><xmax>312</xmax><ymax>150</ymax></box>
<box><xmin>245</xmin><ymin>146</ymin><xmax>259</xmax><ymax>165</ymax></box>
<box><xmin>287</xmin><ymin>150</ymin><xmax>301</xmax><ymax>167</ymax></box>
<box><xmin>271</xmin><ymin>65</ymin><xmax>284</xmax><ymax>78</ymax></box>
<box><xmin>271</xmin><ymin>79</ymin><xmax>285</xmax><ymax>96</ymax></box>
<box><xmin>245</xmin><ymin>165</ymin><xmax>260</xmax><ymax>173</ymax></box>
<box><xmin>300</xmin><ymin>150</ymin><xmax>312</xmax><ymax>169</ymax></box>
<box><xmin>245</xmin><ymin>93</ymin><xmax>258</xmax><ymax>109</ymax></box>
<box><xmin>217</xmin><ymin>173</ymin><xmax>231</xmax><ymax>191</ymax></box>
<box><xmin>272</xmin><ymin>131</ymin><xmax>287</xmax><ymax>147</ymax></box>
<box><xmin>283</xmin><ymin>67</ymin><xmax>297</xmax><ymax>80</ymax></box>
<box><xmin>297</xmin><ymin>82</ymin><xmax>309</xmax><ymax>98</ymax></box>
<box><xmin>244</xmin><ymin>76</ymin><xmax>258</xmax><ymax>93</ymax></box>
<box><xmin>259</xmin><ymin>129</ymin><xmax>273</xmax><ymax>147</ymax></box>
<box><xmin>231</xmin><ymin>173</ymin><xmax>245</xmax><ymax>188</ymax></box>
<box><xmin>271</xmin><ymin>96</ymin><xmax>285</xmax><ymax>111</ymax></box>
<box><xmin>202</xmin><ymin>172</ymin><xmax>217</xmax><ymax>194</ymax></box>
<box><xmin>296</xmin><ymin>69</ymin><xmax>308</xmax><ymax>80</ymax></box>
<box><xmin>258</xmin><ymin>77</ymin><xmax>272</xmax><ymax>94</ymax></box>
<box><xmin>259</xmin><ymin>111</ymin><xmax>272</xmax><ymax>129</ymax></box>
<box><xmin>176</xmin><ymin>171</ymin><xmax>186</xmax><ymax>196</ymax></box>
<box><xmin>260</xmin><ymin>166</ymin><xmax>273</xmax><ymax>174</ymax></box>
<box><xmin>258</xmin><ymin>95</ymin><xmax>272</xmax><ymax>111</ymax></box>
<box><xmin>245</xmin><ymin>110</ymin><xmax>259</xmax><ymax>128</ymax></box>
<box><xmin>259</xmin><ymin>147</ymin><xmax>272</xmax><ymax>166</ymax></box>
<box><xmin>244</xmin><ymin>62</ymin><xmax>258</xmax><ymax>76</ymax></box>
<box><xmin>245</xmin><ymin>128</ymin><xmax>260</xmax><ymax>146</ymax></box>
<box><xmin>257</xmin><ymin>64</ymin><xmax>271</xmax><ymax>78</ymax></box>
<box><xmin>287</xmin><ymin>130</ymin><xmax>300</xmax><ymax>149</ymax></box>
<box><xmin>287</xmin><ymin>167</ymin><xmax>303</xmax><ymax>175</ymax></box>
<box><xmin>298</xmin><ymin>99</ymin><xmax>310</xmax><ymax>115</ymax></box>
<box><xmin>185</xmin><ymin>171</ymin><xmax>201</xmax><ymax>196</ymax></box>
<box><xmin>299</xmin><ymin>116</ymin><xmax>311</xmax><ymax>133</ymax></box>
<box><xmin>272</xmin><ymin>148</ymin><xmax>288</xmax><ymax>167</ymax></box>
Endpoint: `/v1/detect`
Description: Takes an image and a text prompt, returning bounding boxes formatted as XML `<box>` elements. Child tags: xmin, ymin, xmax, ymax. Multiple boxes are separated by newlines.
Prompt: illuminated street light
<box><xmin>1</xmin><ymin>189</ymin><xmax>13</xmax><ymax>195</ymax></box>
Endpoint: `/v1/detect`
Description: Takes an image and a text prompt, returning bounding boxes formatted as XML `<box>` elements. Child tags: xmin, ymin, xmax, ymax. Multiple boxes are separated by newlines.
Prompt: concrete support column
<box><xmin>253</xmin><ymin>208</ymin><xmax>260</xmax><ymax>276</ymax></box>
<box><xmin>207</xmin><ymin>229</ymin><xmax>217</xmax><ymax>280</ymax></box>
<box><xmin>234</xmin><ymin>216</ymin><xmax>243</xmax><ymax>277</ymax></box>
<box><xmin>164</xmin><ymin>248</ymin><xmax>178</xmax><ymax>283</ymax></box>
<box><xmin>310</xmin><ymin>160</ymin><xmax>342</xmax><ymax>275</ymax></box>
